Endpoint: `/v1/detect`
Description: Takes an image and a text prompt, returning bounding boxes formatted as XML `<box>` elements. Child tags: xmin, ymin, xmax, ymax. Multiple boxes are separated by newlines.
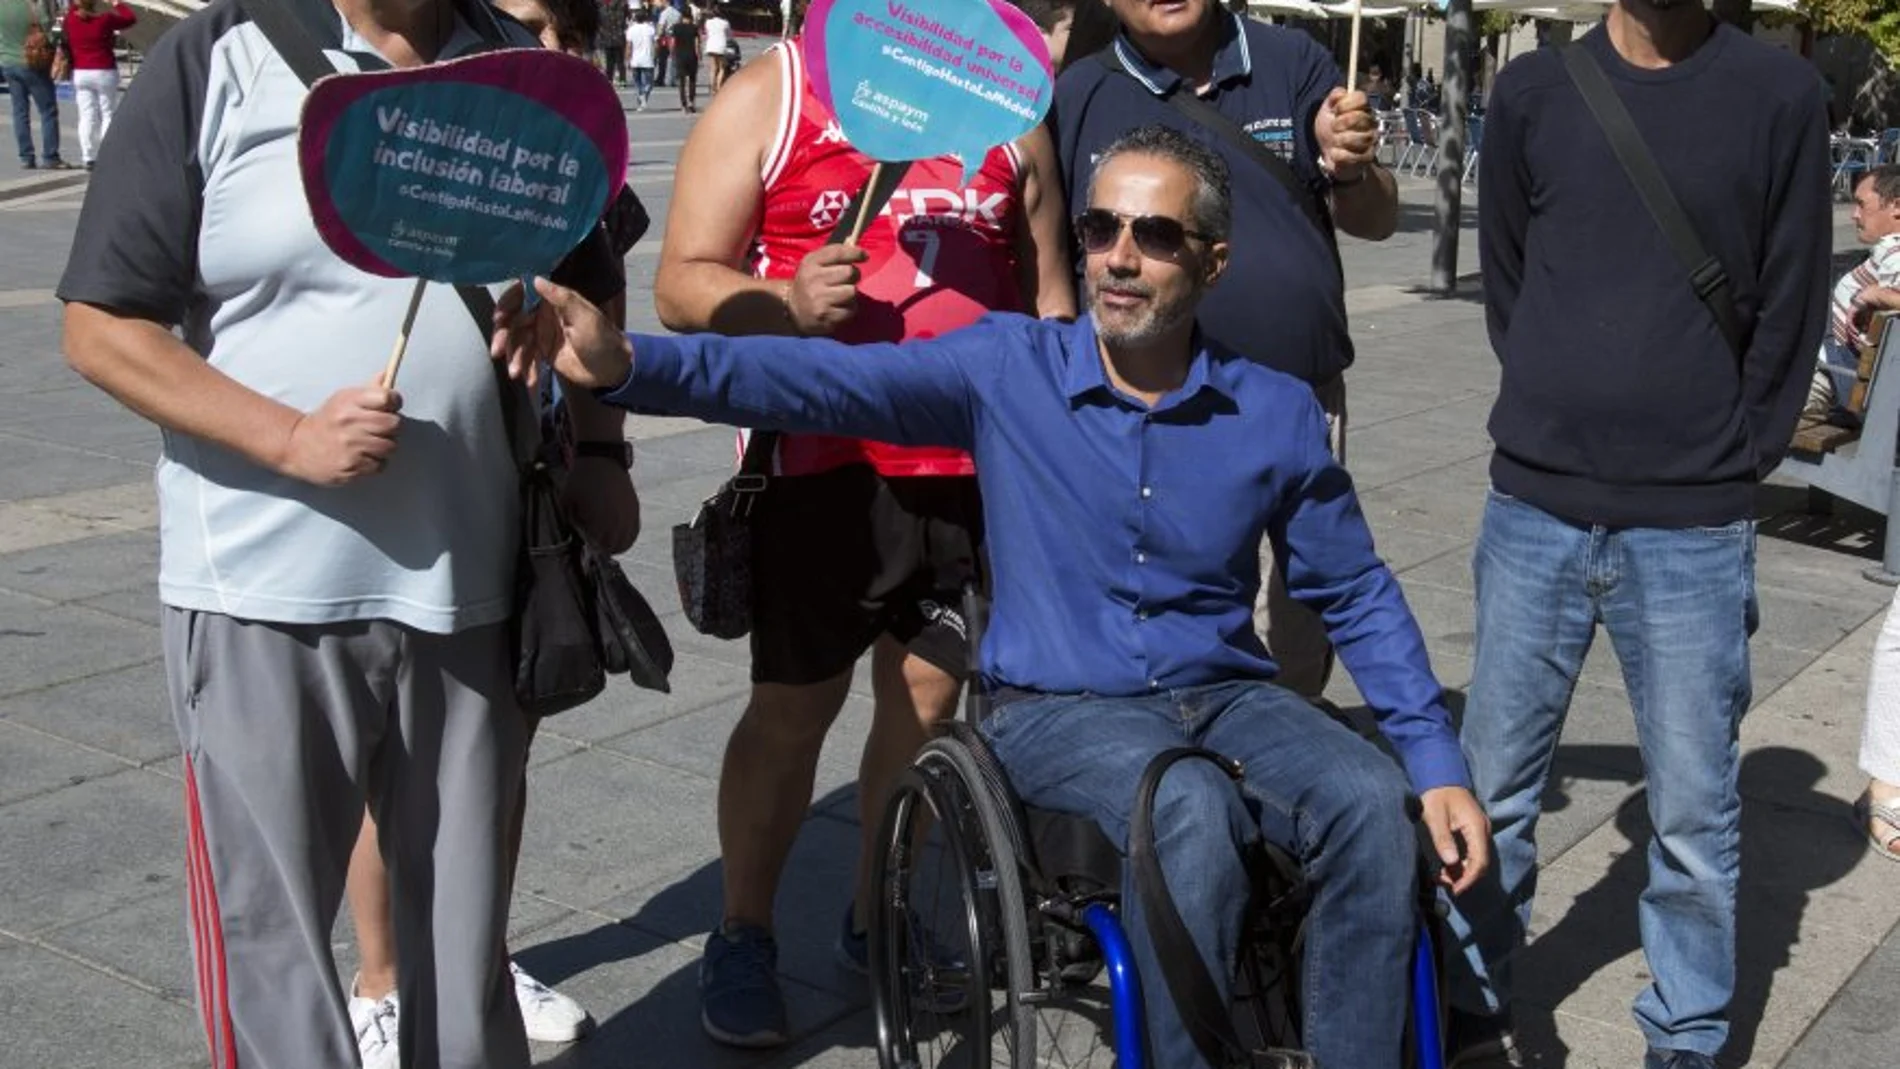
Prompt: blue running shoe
<box><xmin>700</xmin><ymin>924</ymin><xmax>789</xmax><ymax>1048</ymax></box>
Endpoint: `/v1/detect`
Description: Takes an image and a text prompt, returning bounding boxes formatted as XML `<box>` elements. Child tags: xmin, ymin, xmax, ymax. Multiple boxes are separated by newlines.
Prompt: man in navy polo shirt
<box><xmin>1052</xmin><ymin>0</ymin><xmax>1396</xmax><ymax>699</ymax></box>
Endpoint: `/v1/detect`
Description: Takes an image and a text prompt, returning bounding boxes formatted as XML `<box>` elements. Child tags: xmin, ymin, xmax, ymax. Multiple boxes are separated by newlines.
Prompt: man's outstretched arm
<box><xmin>1267</xmin><ymin>396</ymin><xmax>1490</xmax><ymax>893</ymax></box>
<box><xmin>496</xmin><ymin>277</ymin><xmax>988</xmax><ymax>453</ymax></box>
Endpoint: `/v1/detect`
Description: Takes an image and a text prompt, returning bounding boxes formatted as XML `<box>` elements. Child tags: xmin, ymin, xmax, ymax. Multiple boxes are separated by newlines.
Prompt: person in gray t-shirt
<box><xmin>55</xmin><ymin>0</ymin><xmax>636</xmax><ymax>1064</ymax></box>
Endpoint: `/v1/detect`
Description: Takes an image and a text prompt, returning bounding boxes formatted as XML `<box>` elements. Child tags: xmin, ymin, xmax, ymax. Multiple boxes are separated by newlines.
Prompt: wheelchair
<box><xmin>866</xmin><ymin>622</ymin><xmax>1451</xmax><ymax>1068</ymax></box>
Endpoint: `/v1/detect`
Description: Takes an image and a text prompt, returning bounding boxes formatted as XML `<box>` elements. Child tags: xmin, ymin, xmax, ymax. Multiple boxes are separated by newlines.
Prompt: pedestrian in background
<box><xmin>1</xmin><ymin>0</ymin><xmax>67</xmax><ymax>170</ymax></box>
<box><xmin>61</xmin><ymin>0</ymin><xmax>134</xmax><ymax>171</ymax></box>
<box><xmin>597</xmin><ymin>0</ymin><xmax>626</xmax><ymax>85</ymax></box>
<box><xmin>669</xmin><ymin>0</ymin><xmax>697</xmax><ymax>111</ymax></box>
<box><xmin>702</xmin><ymin>1</ymin><xmax>729</xmax><ymax>92</ymax></box>
<box><xmin>627</xmin><ymin>4</ymin><xmax>656</xmax><ymax>109</ymax></box>
<box><xmin>653</xmin><ymin>0</ymin><xmax>678</xmax><ymax>87</ymax></box>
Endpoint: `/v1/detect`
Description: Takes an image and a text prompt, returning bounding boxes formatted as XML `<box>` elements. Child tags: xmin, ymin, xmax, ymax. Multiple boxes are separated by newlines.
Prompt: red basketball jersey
<box><xmin>745</xmin><ymin>37</ymin><xmax>1027</xmax><ymax>478</ymax></box>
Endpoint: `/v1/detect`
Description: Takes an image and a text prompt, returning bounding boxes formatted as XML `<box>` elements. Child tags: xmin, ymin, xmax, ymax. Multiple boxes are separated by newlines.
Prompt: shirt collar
<box><xmin>1874</xmin><ymin>233</ymin><xmax>1900</xmax><ymax>262</ymax></box>
<box><xmin>1062</xmin><ymin>315</ymin><xmax>1236</xmax><ymax>413</ymax></box>
<box><xmin>1111</xmin><ymin>10</ymin><xmax>1251</xmax><ymax>97</ymax></box>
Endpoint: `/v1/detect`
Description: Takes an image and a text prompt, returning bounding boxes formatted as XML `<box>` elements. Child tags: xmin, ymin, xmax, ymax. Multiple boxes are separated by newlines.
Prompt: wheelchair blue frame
<box><xmin>1072</xmin><ymin>903</ymin><xmax>1447</xmax><ymax>1069</ymax></box>
<box><xmin>1082</xmin><ymin>903</ymin><xmax>1146</xmax><ymax>1069</ymax></box>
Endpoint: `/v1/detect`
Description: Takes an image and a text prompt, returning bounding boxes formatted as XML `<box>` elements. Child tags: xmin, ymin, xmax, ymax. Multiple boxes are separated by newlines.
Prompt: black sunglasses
<box><xmin>1073</xmin><ymin>208</ymin><xmax>1215</xmax><ymax>260</ymax></box>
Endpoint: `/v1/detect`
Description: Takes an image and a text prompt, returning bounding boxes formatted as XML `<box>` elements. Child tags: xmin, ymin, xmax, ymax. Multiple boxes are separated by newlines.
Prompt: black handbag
<box><xmin>497</xmin><ymin>363</ymin><xmax>675</xmax><ymax>715</ymax></box>
<box><xmin>671</xmin><ymin>430</ymin><xmax>775</xmax><ymax>640</ymax></box>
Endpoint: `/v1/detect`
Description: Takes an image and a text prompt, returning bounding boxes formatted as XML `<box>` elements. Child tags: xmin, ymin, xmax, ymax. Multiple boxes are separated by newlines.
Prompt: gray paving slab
<box><xmin>0</xmin><ymin>716</ymin><xmax>130</xmax><ymax>805</ymax></box>
<box><xmin>0</xmin><ymin>433</ymin><xmax>150</xmax><ymax>502</ymax></box>
<box><xmin>0</xmin><ymin>766</ymin><xmax>183</xmax><ymax>937</ymax></box>
<box><xmin>73</xmin><ymin>582</ymin><xmax>164</xmax><ymax>626</ymax></box>
<box><xmin>1779</xmin><ymin>918</ymin><xmax>1900</xmax><ymax>1069</ymax></box>
<box><xmin>0</xmin><ymin>528</ymin><xmax>157</xmax><ymax>603</ymax></box>
<box><xmin>0</xmin><ymin>658</ymin><xmax>175</xmax><ymax>765</ymax></box>
<box><xmin>531</xmin><ymin>647</ymin><xmax>754</xmax><ymax>744</ymax></box>
<box><xmin>35</xmin><ymin>890</ymin><xmax>195</xmax><ymax>1005</ymax></box>
<box><xmin>0</xmin><ymin>589</ymin><xmax>158</xmax><ymax>700</ymax></box>
<box><xmin>512</xmin><ymin>748</ymin><xmax>725</xmax><ymax>914</ymax></box>
<box><xmin>0</xmin><ymin>936</ymin><xmax>205</xmax><ymax>1069</ymax></box>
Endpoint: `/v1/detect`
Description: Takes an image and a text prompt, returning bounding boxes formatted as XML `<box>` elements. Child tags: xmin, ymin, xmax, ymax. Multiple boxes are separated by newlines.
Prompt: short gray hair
<box><xmin>1087</xmin><ymin>124</ymin><xmax>1232</xmax><ymax>242</ymax></box>
<box><xmin>1860</xmin><ymin>164</ymin><xmax>1900</xmax><ymax>206</ymax></box>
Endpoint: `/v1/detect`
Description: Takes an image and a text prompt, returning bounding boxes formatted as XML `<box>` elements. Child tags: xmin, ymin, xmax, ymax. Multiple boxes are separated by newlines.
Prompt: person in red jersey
<box><xmin>653</xmin><ymin>30</ymin><xmax>1075</xmax><ymax>1048</ymax></box>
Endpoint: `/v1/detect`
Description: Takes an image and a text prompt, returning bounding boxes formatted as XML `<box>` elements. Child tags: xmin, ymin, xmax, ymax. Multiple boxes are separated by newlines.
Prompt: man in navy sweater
<box><xmin>1441</xmin><ymin>3</ymin><xmax>1831</xmax><ymax>1068</ymax></box>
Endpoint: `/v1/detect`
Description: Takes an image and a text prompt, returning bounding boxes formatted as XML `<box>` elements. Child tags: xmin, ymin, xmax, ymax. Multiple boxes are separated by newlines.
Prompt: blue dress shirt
<box><xmin>603</xmin><ymin>314</ymin><xmax>1468</xmax><ymax>791</ymax></box>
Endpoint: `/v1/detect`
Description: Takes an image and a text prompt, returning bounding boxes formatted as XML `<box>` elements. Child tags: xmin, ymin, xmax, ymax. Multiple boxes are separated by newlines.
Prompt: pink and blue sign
<box><xmin>804</xmin><ymin>0</ymin><xmax>1053</xmax><ymax>180</ymax></box>
<box><xmin>298</xmin><ymin>50</ymin><xmax>630</xmax><ymax>285</ymax></box>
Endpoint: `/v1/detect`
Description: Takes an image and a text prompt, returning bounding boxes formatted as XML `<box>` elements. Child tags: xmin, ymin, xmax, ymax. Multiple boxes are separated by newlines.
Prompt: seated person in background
<box><xmin>1807</xmin><ymin>165</ymin><xmax>1900</xmax><ymax>422</ymax></box>
<box><xmin>1014</xmin><ymin>0</ymin><xmax>1076</xmax><ymax>72</ymax></box>
<box><xmin>497</xmin><ymin>124</ymin><xmax>1491</xmax><ymax>1069</ymax></box>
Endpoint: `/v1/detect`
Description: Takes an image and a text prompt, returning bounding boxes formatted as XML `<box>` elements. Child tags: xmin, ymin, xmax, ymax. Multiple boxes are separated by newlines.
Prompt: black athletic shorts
<box><xmin>750</xmin><ymin>465</ymin><xmax>986</xmax><ymax>686</ymax></box>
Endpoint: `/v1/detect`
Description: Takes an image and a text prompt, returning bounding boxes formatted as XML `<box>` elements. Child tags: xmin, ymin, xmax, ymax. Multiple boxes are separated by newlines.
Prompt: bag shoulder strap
<box><xmin>1130</xmin><ymin>747</ymin><xmax>1252</xmax><ymax>1069</ymax></box>
<box><xmin>1094</xmin><ymin>48</ymin><xmax>1329</xmax><ymax>241</ymax></box>
<box><xmin>1560</xmin><ymin>43</ymin><xmax>1745</xmax><ymax>357</ymax></box>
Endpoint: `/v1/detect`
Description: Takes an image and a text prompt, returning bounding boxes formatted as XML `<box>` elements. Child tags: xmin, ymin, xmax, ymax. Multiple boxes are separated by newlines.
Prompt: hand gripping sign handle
<box><xmin>380</xmin><ymin>277</ymin><xmax>429</xmax><ymax>389</ymax></box>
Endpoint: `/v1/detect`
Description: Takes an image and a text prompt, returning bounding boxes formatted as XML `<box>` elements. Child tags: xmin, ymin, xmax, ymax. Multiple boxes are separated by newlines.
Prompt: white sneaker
<box><xmin>511</xmin><ymin>960</ymin><xmax>592</xmax><ymax>1043</ymax></box>
<box><xmin>348</xmin><ymin>976</ymin><xmax>400</xmax><ymax>1069</ymax></box>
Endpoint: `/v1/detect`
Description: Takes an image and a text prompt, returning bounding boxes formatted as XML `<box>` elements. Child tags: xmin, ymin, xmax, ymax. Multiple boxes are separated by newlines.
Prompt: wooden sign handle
<box><xmin>844</xmin><ymin>161</ymin><xmax>885</xmax><ymax>246</ymax></box>
<box><xmin>380</xmin><ymin>278</ymin><xmax>429</xmax><ymax>390</ymax></box>
<box><xmin>1345</xmin><ymin>0</ymin><xmax>1364</xmax><ymax>97</ymax></box>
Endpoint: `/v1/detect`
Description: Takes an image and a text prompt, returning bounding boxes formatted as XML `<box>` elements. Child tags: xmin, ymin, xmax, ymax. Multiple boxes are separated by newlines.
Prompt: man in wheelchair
<box><xmin>499</xmin><ymin>122</ymin><xmax>1492</xmax><ymax>1069</ymax></box>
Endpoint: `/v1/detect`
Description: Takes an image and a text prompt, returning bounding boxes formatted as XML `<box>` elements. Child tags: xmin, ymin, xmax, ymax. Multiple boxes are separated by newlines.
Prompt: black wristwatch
<box><xmin>574</xmin><ymin>440</ymin><xmax>634</xmax><ymax>468</ymax></box>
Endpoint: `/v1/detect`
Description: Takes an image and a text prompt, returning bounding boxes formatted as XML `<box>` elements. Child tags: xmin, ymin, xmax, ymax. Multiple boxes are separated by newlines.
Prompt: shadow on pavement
<box><xmin>1756</xmin><ymin>483</ymin><xmax>1885</xmax><ymax>564</ymax></box>
<box><xmin>513</xmin><ymin>783</ymin><xmax>874</xmax><ymax>1068</ymax></box>
<box><xmin>1498</xmin><ymin>745</ymin><xmax>1860</xmax><ymax>1069</ymax></box>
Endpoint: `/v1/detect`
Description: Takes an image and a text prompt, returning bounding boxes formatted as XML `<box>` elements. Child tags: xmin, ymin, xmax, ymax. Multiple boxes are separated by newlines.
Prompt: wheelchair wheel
<box><xmin>873</xmin><ymin>737</ymin><xmax>1037</xmax><ymax>1069</ymax></box>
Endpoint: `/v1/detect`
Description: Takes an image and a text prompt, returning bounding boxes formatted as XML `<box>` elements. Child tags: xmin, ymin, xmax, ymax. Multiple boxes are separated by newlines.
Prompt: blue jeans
<box><xmin>1444</xmin><ymin>490</ymin><xmax>1757</xmax><ymax>1057</ymax></box>
<box><xmin>981</xmin><ymin>680</ymin><xmax>1418</xmax><ymax>1069</ymax></box>
<box><xmin>633</xmin><ymin>66</ymin><xmax>654</xmax><ymax>101</ymax></box>
<box><xmin>3</xmin><ymin>65</ymin><xmax>60</xmax><ymax>164</ymax></box>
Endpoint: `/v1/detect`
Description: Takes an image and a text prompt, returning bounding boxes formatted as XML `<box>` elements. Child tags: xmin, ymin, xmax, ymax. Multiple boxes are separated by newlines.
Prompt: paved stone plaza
<box><xmin>2</xmin><ymin>92</ymin><xmax>1897</xmax><ymax>1068</ymax></box>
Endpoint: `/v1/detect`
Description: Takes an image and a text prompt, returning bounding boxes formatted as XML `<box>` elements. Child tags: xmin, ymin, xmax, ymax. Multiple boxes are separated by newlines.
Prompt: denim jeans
<box><xmin>3</xmin><ymin>65</ymin><xmax>61</xmax><ymax>165</ymax></box>
<box><xmin>1443</xmin><ymin>490</ymin><xmax>1757</xmax><ymax>1058</ymax></box>
<box><xmin>981</xmin><ymin>680</ymin><xmax>1418</xmax><ymax>1069</ymax></box>
<box><xmin>632</xmin><ymin>66</ymin><xmax>654</xmax><ymax>102</ymax></box>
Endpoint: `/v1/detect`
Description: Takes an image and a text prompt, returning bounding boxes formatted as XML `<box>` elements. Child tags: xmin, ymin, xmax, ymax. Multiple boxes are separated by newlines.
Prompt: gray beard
<box><xmin>1094</xmin><ymin>298</ymin><xmax>1195</xmax><ymax>347</ymax></box>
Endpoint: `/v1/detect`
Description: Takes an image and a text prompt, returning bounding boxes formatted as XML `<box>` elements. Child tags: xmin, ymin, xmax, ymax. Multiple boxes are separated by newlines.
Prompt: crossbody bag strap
<box><xmin>1094</xmin><ymin>49</ymin><xmax>1331</xmax><ymax>242</ymax></box>
<box><xmin>1130</xmin><ymin>747</ymin><xmax>1253</xmax><ymax>1069</ymax></box>
<box><xmin>1560</xmin><ymin>44</ymin><xmax>1746</xmax><ymax>358</ymax></box>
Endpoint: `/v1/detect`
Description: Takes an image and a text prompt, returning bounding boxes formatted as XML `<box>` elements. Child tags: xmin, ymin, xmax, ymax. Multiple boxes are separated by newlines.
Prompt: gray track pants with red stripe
<box><xmin>162</xmin><ymin>607</ymin><xmax>529</xmax><ymax>1069</ymax></box>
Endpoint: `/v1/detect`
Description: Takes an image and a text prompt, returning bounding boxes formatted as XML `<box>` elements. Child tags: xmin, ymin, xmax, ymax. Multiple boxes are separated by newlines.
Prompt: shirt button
<box><xmin>1136</xmin><ymin>551</ymin><xmax>1148</xmax><ymax>565</ymax></box>
<box><xmin>1136</xmin><ymin>609</ymin><xmax>1149</xmax><ymax>621</ymax></box>
<box><xmin>1140</xmin><ymin>486</ymin><xmax>1153</xmax><ymax>499</ymax></box>
<box><xmin>1148</xmin><ymin>678</ymin><xmax>1161</xmax><ymax>690</ymax></box>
